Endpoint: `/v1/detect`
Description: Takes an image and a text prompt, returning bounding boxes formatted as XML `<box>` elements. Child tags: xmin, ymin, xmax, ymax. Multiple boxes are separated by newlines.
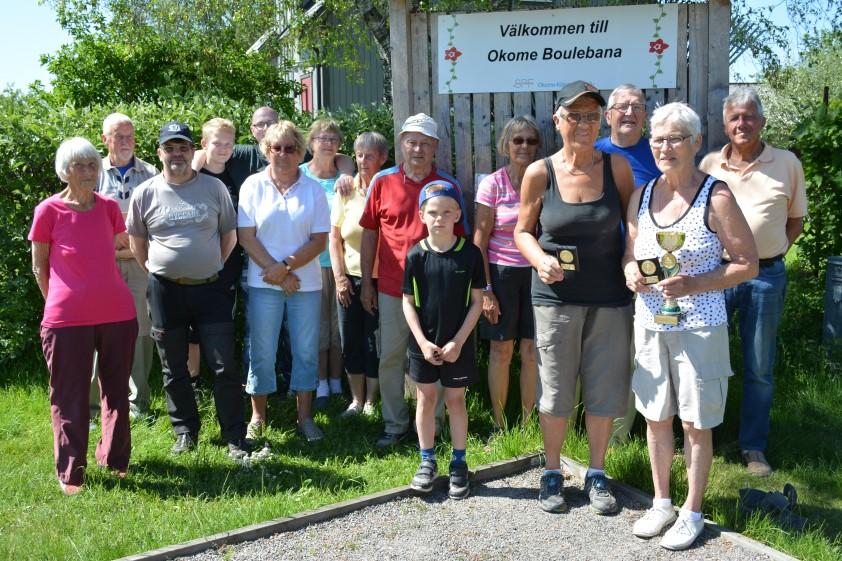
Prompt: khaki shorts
<box><xmin>535</xmin><ymin>304</ymin><xmax>632</xmax><ymax>418</ymax></box>
<box><xmin>319</xmin><ymin>268</ymin><xmax>341</xmax><ymax>351</ymax></box>
<box><xmin>632</xmin><ymin>324</ymin><xmax>733</xmax><ymax>429</ymax></box>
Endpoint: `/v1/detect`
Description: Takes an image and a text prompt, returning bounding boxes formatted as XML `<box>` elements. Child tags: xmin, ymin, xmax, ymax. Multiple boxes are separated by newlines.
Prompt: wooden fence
<box><xmin>389</xmin><ymin>0</ymin><xmax>730</xmax><ymax>200</ymax></box>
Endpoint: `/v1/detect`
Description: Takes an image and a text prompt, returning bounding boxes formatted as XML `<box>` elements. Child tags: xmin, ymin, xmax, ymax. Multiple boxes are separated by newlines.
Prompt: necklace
<box><xmin>655</xmin><ymin>178</ymin><xmax>691</xmax><ymax>224</ymax></box>
<box><xmin>270</xmin><ymin>171</ymin><xmax>297</xmax><ymax>194</ymax></box>
<box><xmin>560</xmin><ymin>151</ymin><xmax>596</xmax><ymax>176</ymax></box>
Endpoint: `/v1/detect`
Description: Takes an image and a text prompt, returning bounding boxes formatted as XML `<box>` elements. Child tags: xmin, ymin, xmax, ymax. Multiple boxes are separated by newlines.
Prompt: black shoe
<box><xmin>314</xmin><ymin>395</ymin><xmax>329</xmax><ymax>411</ymax></box>
<box><xmin>375</xmin><ymin>431</ymin><xmax>408</xmax><ymax>449</ymax></box>
<box><xmin>448</xmin><ymin>461</ymin><xmax>470</xmax><ymax>500</ymax></box>
<box><xmin>538</xmin><ymin>471</ymin><xmax>566</xmax><ymax>513</ymax></box>
<box><xmin>171</xmin><ymin>433</ymin><xmax>197</xmax><ymax>455</ymax></box>
<box><xmin>227</xmin><ymin>439</ymin><xmax>252</xmax><ymax>461</ymax></box>
<box><xmin>410</xmin><ymin>459</ymin><xmax>438</xmax><ymax>493</ymax></box>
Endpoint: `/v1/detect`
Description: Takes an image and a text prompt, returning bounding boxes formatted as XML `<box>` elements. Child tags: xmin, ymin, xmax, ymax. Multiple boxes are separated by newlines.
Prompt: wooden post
<box><xmin>389</xmin><ymin>0</ymin><xmax>412</xmax><ymax>161</ymax></box>
<box><xmin>706</xmin><ymin>0</ymin><xmax>730</xmax><ymax>153</ymax></box>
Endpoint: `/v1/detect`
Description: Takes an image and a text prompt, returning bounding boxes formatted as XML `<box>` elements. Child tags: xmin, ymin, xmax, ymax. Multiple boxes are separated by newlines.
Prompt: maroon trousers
<box><xmin>40</xmin><ymin>319</ymin><xmax>137</xmax><ymax>485</ymax></box>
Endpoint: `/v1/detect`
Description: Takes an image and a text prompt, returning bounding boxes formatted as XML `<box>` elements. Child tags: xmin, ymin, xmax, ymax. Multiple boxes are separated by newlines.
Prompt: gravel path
<box><xmin>177</xmin><ymin>467</ymin><xmax>774</xmax><ymax>561</ymax></box>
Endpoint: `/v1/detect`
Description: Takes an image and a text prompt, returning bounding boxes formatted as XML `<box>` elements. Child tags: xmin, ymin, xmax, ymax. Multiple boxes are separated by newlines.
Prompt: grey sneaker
<box><xmin>448</xmin><ymin>461</ymin><xmax>470</xmax><ymax>500</ymax></box>
<box><xmin>538</xmin><ymin>472</ymin><xmax>566</xmax><ymax>513</ymax></box>
<box><xmin>227</xmin><ymin>439</ymin><xmax>251</xmax><ymax>461</ymax></box>
<box><xmin>741</xmin><ymin>450</ymin><xmax>772</xmax><ymax>477</ymax></box>
<box><xmin>171</xmin><ymin>433</ymin><xmax>196</xmax><ymax>455</ymax></box>
<box><xmin>584</xmin><ymin>473</ymin><xmax>618</xmax><ymax>514</ymax></box>
<box><xmin>410</xmin><ymin>460</ymin><xmax>438</xmax><ymax>493</ymax></box>
<box><xmin>298</xmin><ymin>418</ymin><xmax>324</xmax><ymax>442</ymax></box>
<box><xmin>375</xmin><ymin>431</ymin><xmax>407</xmax><ymax>449</ymax></box>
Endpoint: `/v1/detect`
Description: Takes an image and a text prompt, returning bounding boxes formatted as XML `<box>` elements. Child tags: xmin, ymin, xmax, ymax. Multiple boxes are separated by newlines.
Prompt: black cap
<box><xmin>158</xmin><ymin>121</ymin><xmax>193</xmax><ymax>145</ymax></box>
<box><xmin>555</xmin><ymin>81</ymin><xmax>606</xmax><ymax>110</ymax></box>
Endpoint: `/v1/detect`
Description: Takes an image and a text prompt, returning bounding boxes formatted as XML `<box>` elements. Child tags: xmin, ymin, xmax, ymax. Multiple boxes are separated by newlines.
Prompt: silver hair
<box><xmin>649</xmin><ymin>102</ymin><xmax>702</xmax><ymax>138</ymax></box>
<box><xmin>607</xmin><ymin>84</ymin><xmax>645</xmax><ymax>109</ymax></box>
<box><xmin>353</xmin><ymin>131</ymin><xmax>389</xmax><ymax>156</ymax></box>
<box><xmin>102</xmin><ymin>112</ymin><xmax>133</xmax><ymax>136</ymax></box>
<box><xmin>496</xmin><ymin>115</ymin><xmax>541</xmax><ymax>157</ymax></box>
<box><xmin>723</xmin><ymin>87</ymin><xmax>765</xmax><ymax>119</ymax></box>
<box><xmin>55</xmin><ymin>137</ymin><xmax>102</xmax><ymax>182</ymax></box>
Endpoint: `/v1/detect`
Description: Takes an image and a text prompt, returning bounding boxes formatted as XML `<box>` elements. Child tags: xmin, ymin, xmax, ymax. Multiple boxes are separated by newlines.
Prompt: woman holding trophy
<box><xmin>515</xmin><ymin>81</ymin><xmax>635</xmax><ymax>516</ymax></box>
<box><xmin>622</xmin><ymin>102</ymin><xmax>757</xmax><ymax>550</ymax></box>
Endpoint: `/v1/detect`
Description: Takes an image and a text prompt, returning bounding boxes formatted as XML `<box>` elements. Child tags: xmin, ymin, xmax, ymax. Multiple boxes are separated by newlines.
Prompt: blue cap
<box><xmin>158</xmin><ymin>121</ymin><xmax>193</xmax><ymax>145</ymax></box>
<box><xmin>418</xmin><ymin>180</ymin><xmax>460</xmax><ymax>209</ymax></box>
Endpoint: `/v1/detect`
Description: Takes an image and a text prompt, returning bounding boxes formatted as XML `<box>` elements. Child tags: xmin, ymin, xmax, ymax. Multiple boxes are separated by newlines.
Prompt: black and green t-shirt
<box><xmin>402</xmin><ymin>237</ymin><xmax>484</xmax><ymax>356</ymax></box>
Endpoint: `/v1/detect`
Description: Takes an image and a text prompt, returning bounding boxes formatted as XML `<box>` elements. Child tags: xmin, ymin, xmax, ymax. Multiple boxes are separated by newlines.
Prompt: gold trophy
<box><xmin>654</xmin><ymin>230</ymin><xmax>685</xmax><ymax>325</ymax></box>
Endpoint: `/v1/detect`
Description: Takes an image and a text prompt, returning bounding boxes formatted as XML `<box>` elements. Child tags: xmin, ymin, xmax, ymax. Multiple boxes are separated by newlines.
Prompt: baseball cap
<box><xmin>400</xmin><ymin>113</ymin><xmax>439</xmax><ymax>140</ymax></box>
<box><xmin>418</xmin><ymin>180</ymin><xmax>460</xmax><ymax>209</ymax></box>
<box><xmin>158</xmin><ymin>121</ymin><xmax>194</xmax><ymax>145</ymax></box>
<box><xmin>556</xmin><ymin>81</ymin><xmax>606</xmax><ymax>110</ymax></box>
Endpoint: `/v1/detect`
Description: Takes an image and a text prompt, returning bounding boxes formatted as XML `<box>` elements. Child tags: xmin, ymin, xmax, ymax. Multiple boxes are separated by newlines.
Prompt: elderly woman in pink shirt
<box><xmin>29</xmin><ymin>137</ymin><xmax>137</xmax><ymax>495</ymax></box>
<box><xmin>473</xmin><ymin>116</ymin><xmax>541</xmax><ymax>432</ymax></box>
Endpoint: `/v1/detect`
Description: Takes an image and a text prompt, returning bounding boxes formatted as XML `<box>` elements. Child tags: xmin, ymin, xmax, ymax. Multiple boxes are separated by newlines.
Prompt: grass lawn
<box><xmin>1</xmin><ymin>259</ymin><xmax>840</xmax><ymax>560</ymax></box>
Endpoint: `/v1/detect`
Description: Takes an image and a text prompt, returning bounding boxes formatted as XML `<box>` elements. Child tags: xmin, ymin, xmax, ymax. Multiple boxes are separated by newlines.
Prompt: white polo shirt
<box><xmin>238</xmin><ymin>169</ymin><xmax>330</xmax><ymax>292</ymax></box>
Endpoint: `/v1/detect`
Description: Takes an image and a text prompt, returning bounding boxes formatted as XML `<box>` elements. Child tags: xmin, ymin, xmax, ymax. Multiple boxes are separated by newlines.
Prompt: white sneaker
<box><xmin>362</xmin><ymin>402</ymin><xmax>376</xmax><ymax>416</ymax></box>
<box><xmin>340</xmin><ymin>402</ymin><xmax>363</xmax><ymax>418</ymax></box>
<box><xmin>633</xmin><ymin>507</ymin><xmax>677</xmax><ymax>538</ymax></box>
<box><xmin>660</xmin><ymin>517</ymin><xmax>705</xmax><ymax>550</ymax></box>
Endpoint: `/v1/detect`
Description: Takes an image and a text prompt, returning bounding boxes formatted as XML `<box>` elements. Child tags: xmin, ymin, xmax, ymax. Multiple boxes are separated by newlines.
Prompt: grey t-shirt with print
<box><xmin>126</xmin><ymin>172</ymin><xmax>236</xmax><ymax>279</ymax></box>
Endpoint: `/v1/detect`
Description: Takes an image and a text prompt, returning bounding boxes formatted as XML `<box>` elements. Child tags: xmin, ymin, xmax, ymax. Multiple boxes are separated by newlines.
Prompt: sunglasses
<box><xmin>512</xmin><ymin>137</ymin><xmax>539</xmax><ymax>146</ymax></box>
<box><xmin>270</xmin><ymin>144</ymin><xmax>298</xmax><ymax>154</ymax></box>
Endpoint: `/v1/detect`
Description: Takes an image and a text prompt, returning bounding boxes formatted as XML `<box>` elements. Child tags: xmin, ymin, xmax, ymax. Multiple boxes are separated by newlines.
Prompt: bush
<box><xmin>0</xmin><ymin>90</ymin><xmax>393</xmax><ymax>365</ymax></box>
<box><xmin>791</xmin><ymin>100</ymin><xmax>842</xmax><ymax>275</ymax></box>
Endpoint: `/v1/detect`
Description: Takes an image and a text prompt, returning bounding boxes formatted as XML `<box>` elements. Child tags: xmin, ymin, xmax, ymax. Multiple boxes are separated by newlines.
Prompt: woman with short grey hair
<box><xmin>623</xmin><ymin>102</ymin><xmax>757</xmax><ymax>550</ymax></box>
<box><xmin>30</xmin><ymin>137</ymin><xmax>137</xmax><ymax>494</ymax></box>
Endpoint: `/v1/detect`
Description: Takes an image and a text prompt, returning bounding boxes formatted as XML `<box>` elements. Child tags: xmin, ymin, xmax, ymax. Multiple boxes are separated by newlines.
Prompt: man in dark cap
<box><xmin>127</xmin><ymin>121</ymin><xmax>248</xmax><ymax>458</ymax></box>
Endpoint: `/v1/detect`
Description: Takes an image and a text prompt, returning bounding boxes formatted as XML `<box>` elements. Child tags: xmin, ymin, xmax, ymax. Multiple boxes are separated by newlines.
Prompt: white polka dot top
<box><xmin>634</xmin><ymin>175</ymin><xmax>727</xmax><ymax>331</ymax></box>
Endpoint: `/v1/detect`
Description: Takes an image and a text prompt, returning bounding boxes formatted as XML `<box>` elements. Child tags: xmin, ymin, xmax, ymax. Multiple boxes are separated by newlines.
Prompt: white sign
<box><xmin>437</xmin><ymin>4</ymin><xmax>677</xmax><ymax>94</ymax></box>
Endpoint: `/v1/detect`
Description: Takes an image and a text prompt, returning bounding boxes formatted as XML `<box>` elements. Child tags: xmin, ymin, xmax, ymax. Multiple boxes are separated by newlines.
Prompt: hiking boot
<box><xmin>633</xmin><ymin>507</ymin><xmax>678</xmax><ymax>538</ymax></box>
<box><xmin>538</xmin><ymin>471</ymin><xmax>566</xmax><ymax>513</ymax></box>
<box><xmin>742</xmin><ymin>450</ymin><xmax>772</xmax><ymax>477</ymax></box>
<box><xmin>227</xmin><ymin>439</ymin><xmax>252</xmax><ymax>461</ymax></box>
<box><xmin>298</xmin><ymin>418</ymin><xmax>324</xmax><ymax>442</ymax></box>
<box><xmin>171</xmin><ymin>433</ymin><xmax>197</xmax><ymax>455</ymax></box>
<box><xmin>448</xmin><ymin>461</ymin><xmax>470</xmax><ymax>500</ymax></box>
<box><xmin>660</xmin><ymin>516</ymin><xmax>704</xmax><ymax>550</ymax></box>
<box><xmin>375</xmin><ymin>431</ymin><xmax>407</xmax><ymax>449</ymax></box>
<box><xmin>584</xmin><ymin>473</ymin><xmax>618</xmax><ymax>514</ymax></box>
<box><xmin>410</xmin><ymin>459</ymin><xmax>438</xmax><ymax>493</ymax></box>
<box><xmin>246</xmin><ymin>420</ymin><xmax>265</xmax><ymax>441</ymax></box>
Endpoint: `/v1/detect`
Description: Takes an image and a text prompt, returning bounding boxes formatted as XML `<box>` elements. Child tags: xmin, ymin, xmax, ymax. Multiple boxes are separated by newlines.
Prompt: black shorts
<box><xmin>408</xmin><ymin>337</ymin><xmax>477</xmax><ymax>388</ymax></box>
<box><xmin>480</xmin><ymin>264</ymin><xmax>535</xmax><ymax>341</ymax></box>
<box><xmin>337</xmin><ymin>276</ymin><xmax>379</xmax><ymax>378</ymax></box>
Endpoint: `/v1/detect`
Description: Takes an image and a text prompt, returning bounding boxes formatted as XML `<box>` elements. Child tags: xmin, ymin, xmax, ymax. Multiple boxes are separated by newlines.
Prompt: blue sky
<box><xmin>0</xmin><ymin>0</ymin><xmax>801</xmax><ymax>91</ymax></box>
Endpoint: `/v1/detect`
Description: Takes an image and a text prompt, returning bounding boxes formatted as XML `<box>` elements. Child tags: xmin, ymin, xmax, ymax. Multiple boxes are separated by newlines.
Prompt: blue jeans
<box><xmin>725</xmin><ymin>259</ymin><xmax>787</xmax><ymax>451</ymax></box>
<box><xmin>246</xmin><ymin>287</ymin><xmax>320</xmax><ymax>395</ymax></box>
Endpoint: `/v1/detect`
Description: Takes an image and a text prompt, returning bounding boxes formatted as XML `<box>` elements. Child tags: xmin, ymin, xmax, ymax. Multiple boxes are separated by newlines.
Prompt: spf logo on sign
<box><xmin>513</xmin><ymin>78</ymin><xmax>534</xmax><ymax>90</ymax></box>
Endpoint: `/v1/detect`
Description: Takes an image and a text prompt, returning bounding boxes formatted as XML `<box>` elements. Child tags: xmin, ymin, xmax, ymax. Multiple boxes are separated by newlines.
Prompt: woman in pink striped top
<box><xmin>473</xmin><ymin>116</ymin><xmax>541</xmax><ymax>432</ymax></box>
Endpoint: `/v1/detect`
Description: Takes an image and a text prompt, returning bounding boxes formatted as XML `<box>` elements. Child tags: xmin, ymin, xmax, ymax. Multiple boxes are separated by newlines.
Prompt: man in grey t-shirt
<box><xmin>127</xmin><ymin>121</ymin><xmax>248</xmax><ymax>459</ymax></box>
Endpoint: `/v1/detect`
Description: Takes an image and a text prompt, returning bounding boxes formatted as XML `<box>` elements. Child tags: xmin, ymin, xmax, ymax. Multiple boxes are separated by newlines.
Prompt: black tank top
<box><xmin>531</xmin><ymin>153</ymin><xmax>631</xmax><ymax>307</ymax></box>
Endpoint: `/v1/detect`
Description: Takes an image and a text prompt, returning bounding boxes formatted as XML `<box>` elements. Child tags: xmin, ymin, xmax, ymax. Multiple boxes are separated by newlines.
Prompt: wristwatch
<box><xmin>482</xmin><ymin>284</ymin><xmax>493</xmax><ymax>293</ymax></box>
<box><xmin>281</xmin><ymin>259</ymin><xmax>293</xmax><ymax>272</ymax></box>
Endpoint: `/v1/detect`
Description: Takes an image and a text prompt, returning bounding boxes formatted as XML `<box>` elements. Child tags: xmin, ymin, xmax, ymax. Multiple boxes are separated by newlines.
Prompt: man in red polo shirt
<box><xmin>360</xmin><ymin>113</ymin><xmax>469</xmax><ymax>448</ymax></box>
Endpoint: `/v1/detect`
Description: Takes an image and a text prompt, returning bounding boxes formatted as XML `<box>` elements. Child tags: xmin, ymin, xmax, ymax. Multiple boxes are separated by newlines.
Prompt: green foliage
<box><xmin>0</xmin><ymin>89</ymin><xmax>393</xmax><ymax>365</ymax></box>
<box><xmin>791</xmin><ymin>99</ymin><xmax>842</xmax><ymax>275</ymax></box>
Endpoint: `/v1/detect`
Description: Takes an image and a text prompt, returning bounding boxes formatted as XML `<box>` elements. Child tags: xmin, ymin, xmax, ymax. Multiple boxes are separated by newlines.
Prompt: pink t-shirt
<box><xmin>475</xmin><ymin>167</ymin><xmax>530</xmax><ymax>267</ymax></box>
<box><xmin>28</xmin><ymin>193</ymin><xmax>136</xmax><ymax>328</ymax></box>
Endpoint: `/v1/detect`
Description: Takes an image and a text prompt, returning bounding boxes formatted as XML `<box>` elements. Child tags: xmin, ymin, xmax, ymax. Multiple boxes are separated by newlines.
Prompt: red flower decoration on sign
<box><xmin>444</xmin><ymin>47</ymin><xmax>462</xmax><ymax>62</ymax></box>
<box><xmin>649</xmin><ymin>38</ymin><xmax>669</xmax><ymax>55</ymax></box>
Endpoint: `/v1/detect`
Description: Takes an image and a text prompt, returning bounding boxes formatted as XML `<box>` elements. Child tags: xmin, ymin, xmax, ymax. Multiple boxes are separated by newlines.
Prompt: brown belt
<box><xmin>169</xmin><ymin>273</ymin><xmax>219</xmax><ymax>285</ymax></box>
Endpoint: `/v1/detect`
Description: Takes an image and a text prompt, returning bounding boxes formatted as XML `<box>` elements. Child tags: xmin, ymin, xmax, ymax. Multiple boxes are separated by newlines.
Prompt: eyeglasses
<box><xmin>512</xmin><ymin>137</ymin><xmax>539</xmax><ymax>146</ymax></box>
<box><xmin>313</xmin><ymin>136</ymin><xmax>340</xmax><ymax>145</ymax></box>
<box><xmin>251</xmin><ymin>121</ymin><xmax>276</xmax><ymax>129</ymax></box>
<box><xmin>560</xmin><ymin>111</ymin><xmax>601</xmax><ymax>124</ymax></box>
<box><xmin>610</xmin><ymin>103</ymin><xmax>646</xmax><ymax>114</ymax></box>
<box><xmin>270</xmin><ymin>144</ymin><xmax>298</xmax><ymax>154</ymax></box>
<box><xmin>70</xmin><ymin>161</ymin><xmax>99</xmax><ymax>171</ymax></box>
<box><xmin>649</xmin><ymin>135</ymin><xmax>691</xmax><ymax>148</ymax></box>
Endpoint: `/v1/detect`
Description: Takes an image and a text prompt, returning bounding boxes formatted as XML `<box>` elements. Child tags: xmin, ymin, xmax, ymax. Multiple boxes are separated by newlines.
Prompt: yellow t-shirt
<box><xmin>330</xmin><ymin>175</ymin><xmax>368</xmax><ymax>277</ymax></box>
<box><xmin>700</xmin><ymin>143</ymin><xmax>807</xmax><ymax>259</ymax></box>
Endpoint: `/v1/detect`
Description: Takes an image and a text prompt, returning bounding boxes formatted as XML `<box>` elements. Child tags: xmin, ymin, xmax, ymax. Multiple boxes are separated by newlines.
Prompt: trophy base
<box><xmin>654</xmin><ymin>312</ymin><xmax>681</xmax><ymax>326</ymax></box>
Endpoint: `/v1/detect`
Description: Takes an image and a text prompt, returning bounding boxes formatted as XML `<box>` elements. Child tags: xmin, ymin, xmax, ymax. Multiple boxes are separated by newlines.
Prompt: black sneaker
<box><xmin>538</xmin><ymin>471</ymin><xmax>566</xmax><ymax>513</ymax></box>
<box><xmin>171</xmin><ymin>433</ymin><xmax>197</xmax><ymax>455</ymax></box>
<box><xmin>410</xmin><ymin>459</ymin><xmax>438</xmax><ymax>493</ymax></box>
<box><xmin>584</xmin><ymin>473</ymin><xmax>618</xmax><ymax>514</ymax></box>
<box><xmin>227</xmin><ymin>439</ymin><xmax>252</xmax><ymax>461</ymax></box>
<box><xmin>375</xmin><ymin>431</ymin><xmax>407</xmax><ymax>449</ymax></box>
<box><xmin>448</xmin><ymin>461</ymin><xmax>470</xmax><ymax>500</ymax></box>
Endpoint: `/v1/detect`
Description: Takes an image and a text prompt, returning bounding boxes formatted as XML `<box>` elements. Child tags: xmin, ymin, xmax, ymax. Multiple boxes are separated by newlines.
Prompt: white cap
<box><xmin>400</xmin><ymin>113</ymin><xmax>439</xmax><ymax>140</ymax></box>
